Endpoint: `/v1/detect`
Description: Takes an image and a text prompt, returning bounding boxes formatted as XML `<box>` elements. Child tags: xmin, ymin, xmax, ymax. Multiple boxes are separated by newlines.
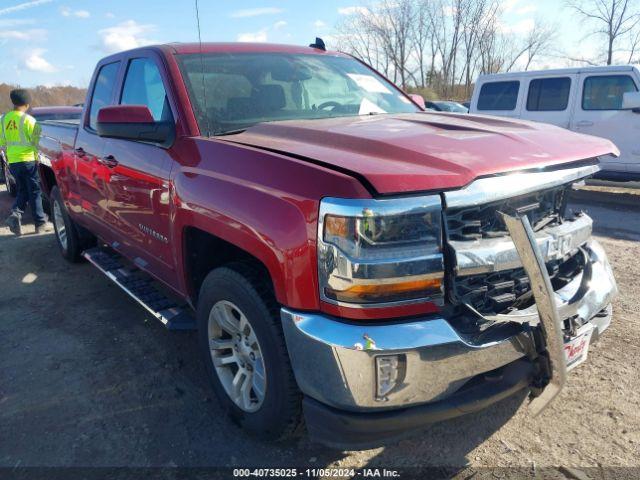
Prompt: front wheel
<box><xmin>197</xmin><ymin>264</ymin><xmax>302</xmax><ymax>440</ymax></box>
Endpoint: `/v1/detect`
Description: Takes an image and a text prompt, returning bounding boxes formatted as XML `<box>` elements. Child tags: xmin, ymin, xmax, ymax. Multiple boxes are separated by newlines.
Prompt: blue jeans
<box><xmin>9</xmin><ymin>161</ymin><xmax>47</xmax><ymax>225</ymax></box>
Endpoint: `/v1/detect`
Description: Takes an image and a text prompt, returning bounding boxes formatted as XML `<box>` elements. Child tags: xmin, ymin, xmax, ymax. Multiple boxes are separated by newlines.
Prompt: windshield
<box><xmin>176</xmin><ymin>52</ymin><xmax>419</xmax><ymax>136</ymax></box>
<box><xmin>435</xmin><ymin>101</ymin><xmax>468</xmax><ymax>113</ymax></box>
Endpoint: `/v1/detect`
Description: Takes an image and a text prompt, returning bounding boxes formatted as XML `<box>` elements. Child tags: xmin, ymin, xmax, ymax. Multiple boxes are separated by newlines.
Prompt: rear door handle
<box><xmin>576</xmin><ymin>120</ymin><xmax>594</xmax><ymax>127</ymax></box>
<box><xmin>99</xmin><ymin>155</ymin><xmax>118</xmax><ymax>168</ymax></box>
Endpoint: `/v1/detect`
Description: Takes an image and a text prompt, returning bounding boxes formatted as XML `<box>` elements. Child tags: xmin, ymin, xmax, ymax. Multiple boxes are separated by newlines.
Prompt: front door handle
<box><xmin>576</xmin><ymin>120</ymin><xmax>594</xmax><ymax>127</ymax></box>
<box><xmin>99</xmin><ymin>155</ymin><xmax>118</xmax><ymax>168</ymax></box>
<box><xmin>75</xmin><ymin>147</ymin><xmax>86</xmax><ymax>157</ymax></box>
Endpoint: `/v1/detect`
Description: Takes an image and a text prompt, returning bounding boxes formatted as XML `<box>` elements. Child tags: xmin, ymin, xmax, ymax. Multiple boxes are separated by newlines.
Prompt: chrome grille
<box><xmin>449</xmin><ymin>254</ymin><xmax>583</xmax><ymax>316</ymax></box>
<box><xmin>445</xmin><ymin>183</ymin><xmax>584</xmax><ymax>318</ymax></box>
<box><xmin>445</xmin><ymin>186</ymin><xmax>567</xmax><ymax>241</ymax></box>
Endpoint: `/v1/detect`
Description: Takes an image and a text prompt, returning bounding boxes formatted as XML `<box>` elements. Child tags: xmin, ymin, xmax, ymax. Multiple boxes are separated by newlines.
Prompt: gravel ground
<box><xmin>0</xmin><ymin>183</ymin><xmax>638</xmax><ymax>478</ymax></box>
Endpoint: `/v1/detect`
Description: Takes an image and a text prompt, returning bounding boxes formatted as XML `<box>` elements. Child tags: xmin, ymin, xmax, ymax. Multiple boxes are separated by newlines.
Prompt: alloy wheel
<box><xmin>52</xmin><ymin>199</ymin><xmax>67</xmax><ymax>250</ymax></box>
<box><xmin>208</xmin><ymin>300</ymin><xmax>267</xmax><ymax>412</ymax></box>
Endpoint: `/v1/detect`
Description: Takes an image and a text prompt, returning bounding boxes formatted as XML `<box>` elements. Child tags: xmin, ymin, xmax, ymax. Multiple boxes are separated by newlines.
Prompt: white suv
<box><xmin>470</xmin><ymin>65</ymin><xmax>640</xmax><ymax>181</ymax></box>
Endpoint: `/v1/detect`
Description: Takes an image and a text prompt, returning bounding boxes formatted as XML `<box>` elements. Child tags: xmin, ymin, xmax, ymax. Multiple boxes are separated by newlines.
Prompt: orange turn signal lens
<box><xmin>347</xmin><ymin>278</ymin><xmax>442</xmax><ymax>295</ymax></box>
<box><xmin>326</xmin><ymin>277</ymin><xmax>442</xmax><ymax>303</ymax></box>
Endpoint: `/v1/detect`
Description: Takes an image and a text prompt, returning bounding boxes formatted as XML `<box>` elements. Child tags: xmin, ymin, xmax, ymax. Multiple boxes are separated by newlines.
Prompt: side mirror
<box><xmin>96</xmin><ymin>105</ymin><xmax>173</xmax><ymax>144</ymax></box>
<box><xmin>622</xmin><ymin>91</ymin><xmax>640</xmax><ymax>112</ymax></box>
<box><xmin>408</xmin><ymin>93</ymin><xmax>426</xmax><ymax>109</ymax></box>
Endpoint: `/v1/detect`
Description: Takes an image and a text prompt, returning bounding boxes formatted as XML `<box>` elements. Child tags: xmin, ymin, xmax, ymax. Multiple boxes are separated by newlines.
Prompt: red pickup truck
<box><xmin>37</xmin><ymin>42</ymin><xmax>619</xmax><ymax>448</ymax></box>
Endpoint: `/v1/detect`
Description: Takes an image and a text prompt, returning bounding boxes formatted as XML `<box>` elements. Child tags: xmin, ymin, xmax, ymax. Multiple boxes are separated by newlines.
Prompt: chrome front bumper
<box><xmin>281</xmin><ymin>237</ymin><xmax>616</xmax><ymax>412</ymax></box>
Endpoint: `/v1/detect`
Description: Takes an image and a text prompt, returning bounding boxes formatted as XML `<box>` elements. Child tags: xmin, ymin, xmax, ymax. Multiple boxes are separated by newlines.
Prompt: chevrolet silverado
<box><xmin>36</xmin><ymin>42</ymin><xmax>619</xmax><ymax>448</ymax></box>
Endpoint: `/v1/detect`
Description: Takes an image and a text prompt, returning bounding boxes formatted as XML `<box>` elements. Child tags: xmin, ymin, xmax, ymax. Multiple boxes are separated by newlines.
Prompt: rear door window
<box><xmin>120</xmin><ymin>57</ymin><xmax>171</xmax><ymax>121</ymax></box>
<box><xmin>88</xmin><ymin>62</ymin><xmax>120</xmax><ymax>130</ymax></box>
<box><xmin>477</xmin><ymin>81</ymin><xmax>520</xmax><ymax>111</ymax></box>
<box><xmin>527</xmin><ymin>77</ymin><xmax>571</xmax><ymax>111</ymax></box>
<box><xmin>582</xmin><ymin>75</ymin><xmax>638</xmax><ymax>110</ymax></box>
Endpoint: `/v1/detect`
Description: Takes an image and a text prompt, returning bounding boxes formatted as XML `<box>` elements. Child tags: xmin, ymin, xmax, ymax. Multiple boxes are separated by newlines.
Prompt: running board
<box><xmin>83</xmin><ymin>247</ymin><xmax>197</xmax><ymax>330</ymax></box>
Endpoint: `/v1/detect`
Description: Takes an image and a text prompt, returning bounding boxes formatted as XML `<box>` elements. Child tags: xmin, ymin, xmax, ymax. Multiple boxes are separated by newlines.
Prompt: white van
<box><xmin>470</xmin><ymin>66</ymin><xmax>640</xmax><ymax>181</ymax></box>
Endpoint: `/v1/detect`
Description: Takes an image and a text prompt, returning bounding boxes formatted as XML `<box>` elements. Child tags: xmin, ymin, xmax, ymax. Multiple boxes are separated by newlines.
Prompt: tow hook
<box><xmin>500</xmin><ymin>212</ymin><xmax>568</xmax><ymax>415</ymax></box>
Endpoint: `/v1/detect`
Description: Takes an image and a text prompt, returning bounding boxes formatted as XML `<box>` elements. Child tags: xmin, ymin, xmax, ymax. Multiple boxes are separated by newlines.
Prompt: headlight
<box><xmin>318</xmin><ymin>196</ymin><xmax>444</xmax><ymax>307</ymax></box>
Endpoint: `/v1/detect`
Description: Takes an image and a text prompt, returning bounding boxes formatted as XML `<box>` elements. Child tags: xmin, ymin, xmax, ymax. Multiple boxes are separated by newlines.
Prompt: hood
<box><xmin>220</xmin><ymin>112</ymin><xmax>619</xmax><ymax>195</ymax></box>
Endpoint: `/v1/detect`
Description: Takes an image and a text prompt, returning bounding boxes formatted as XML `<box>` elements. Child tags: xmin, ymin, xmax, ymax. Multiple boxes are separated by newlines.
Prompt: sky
<box><xmin>0</xmin><ymin>0</ymin><xmax>606</xmax><ymax>88</ymax></box>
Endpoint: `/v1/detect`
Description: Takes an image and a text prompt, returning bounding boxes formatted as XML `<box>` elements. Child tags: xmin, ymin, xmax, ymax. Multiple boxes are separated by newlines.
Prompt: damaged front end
<box><xmin>281</xmin><ymin>163</ymin><xmax>617</xmax><ymax>448</ymax></box>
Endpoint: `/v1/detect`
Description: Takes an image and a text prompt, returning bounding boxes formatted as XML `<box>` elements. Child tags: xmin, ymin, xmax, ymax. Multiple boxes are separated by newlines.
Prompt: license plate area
<box><xmin>564</xmin><ymin>323</ymin><xmax>594</xmax><ymax>370</ymax></box>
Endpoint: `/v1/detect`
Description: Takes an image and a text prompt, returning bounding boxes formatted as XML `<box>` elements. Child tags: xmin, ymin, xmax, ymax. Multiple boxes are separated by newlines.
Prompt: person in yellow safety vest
<box><xmin>0</xmin><ymin>89</ymin><xmax>52</xmax><ymax>236</ymax></box>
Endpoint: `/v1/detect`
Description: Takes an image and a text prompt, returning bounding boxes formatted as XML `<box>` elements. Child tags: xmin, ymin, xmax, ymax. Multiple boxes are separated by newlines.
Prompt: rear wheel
<box><xmin>51</xmin><ymin>186</ymin><xmax>91</xmax><ymax>263</ymax></box>
<box><xmin>197</xmin><ymin>263</ymin><xmax>302</xmax><ymax>440</ymax></box>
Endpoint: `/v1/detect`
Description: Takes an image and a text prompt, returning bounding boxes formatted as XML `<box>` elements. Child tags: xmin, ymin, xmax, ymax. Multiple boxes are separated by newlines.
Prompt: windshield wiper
<box><xmin>213</xmin><ymin>128</ymin><xmax>247</xmax><ymax>136</ymax></box>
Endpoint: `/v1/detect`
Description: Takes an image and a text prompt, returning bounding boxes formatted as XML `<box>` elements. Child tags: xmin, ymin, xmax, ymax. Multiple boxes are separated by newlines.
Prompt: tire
<box><xmin>42</xmin><ymin>194</ymin><xmax>51</xmax><ymax>215</ymax></box>
<box><xmin>197</xmin><ymin>263</ymin><xmax>302</xmax><ymax>441</ymax></box>
<box><xmin>50</xmin><ymin>186</ymin><xmax>88</xmax><ymax>263</ymax></box>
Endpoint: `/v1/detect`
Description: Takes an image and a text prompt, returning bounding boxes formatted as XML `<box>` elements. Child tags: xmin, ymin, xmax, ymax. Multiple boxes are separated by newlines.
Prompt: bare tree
<box><xmin>567</xmin><ymin>0</ymin><xmax>640</xmax><ymax>65</ymax></box>
<box><xmin>522</xmin><ymin>21</ymin><xmax>560</xmax><ymax>70</ymax></box>
<box><xmin>365</xmin><ymin>0</ymin><xmax>416</xmax><ymax>88</ymax></box>
<box><xmin>428</xmin><ymin>0</ymin><xmax>453</xmax><ymax>93</ymax></box>
<box><xmin>461</xmin><ymin>0</ymin><xmax>499</xmax><ymax>94</ymax></box>
<box><xmin>478</xmin><ymin>20</ymin><xmax>510</xmax><ymax>74</ymax></box>
<box><xmin>563</xmin><ymin>55</ymin><xmax>602</xmax><ymax>66</ymax></box>
<box><xmin>504</xmin><ymin>19</ymin><xmax>559</xmax><ymax>71</ymax></box>
<box><xmin>335</xmin><ymin>11</ymin><xmax>392</xmax><ymax>78</ymax></box>
<box><xmin>335</xmin><ymin>0</ymin><xmax>560</xmax><ymax>99</ymax></box>
<box><xmin>411</xmin><ymin>0</ymin><xmax>432</xmax><ymax>87</ymax></box>
<box><xmin>336</xmin><ymin>0</ymin><xmax>415</xmax><ymax>88</ymax></box>
<box><xmin>626</xmin><ymin>26</ymin><xmax>640</xmax><ymax>61</ymax></box>
<box><xmin>444</xmin><ymin>0</ymin><xmax>467</xmax><ymax>94</ymax></box>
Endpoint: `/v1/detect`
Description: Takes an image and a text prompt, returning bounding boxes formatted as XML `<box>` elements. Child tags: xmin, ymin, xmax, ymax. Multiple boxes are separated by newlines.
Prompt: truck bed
<box><xmin>39</xmin><ymin>120</ymin><xmax>79</xmax><ymax>169</ymax></box>
<box><xmin>40</xmin><ymin>119</ymin><xmax>79</xmax><ymax>150</ymax></box>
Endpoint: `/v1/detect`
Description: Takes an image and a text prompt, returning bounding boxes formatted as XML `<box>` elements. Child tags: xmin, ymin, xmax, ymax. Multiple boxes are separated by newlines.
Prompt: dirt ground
<box><xmin>0</xmin><ymin>182</ymin><xmax>638</xmax><ymax>478</ymax></box>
